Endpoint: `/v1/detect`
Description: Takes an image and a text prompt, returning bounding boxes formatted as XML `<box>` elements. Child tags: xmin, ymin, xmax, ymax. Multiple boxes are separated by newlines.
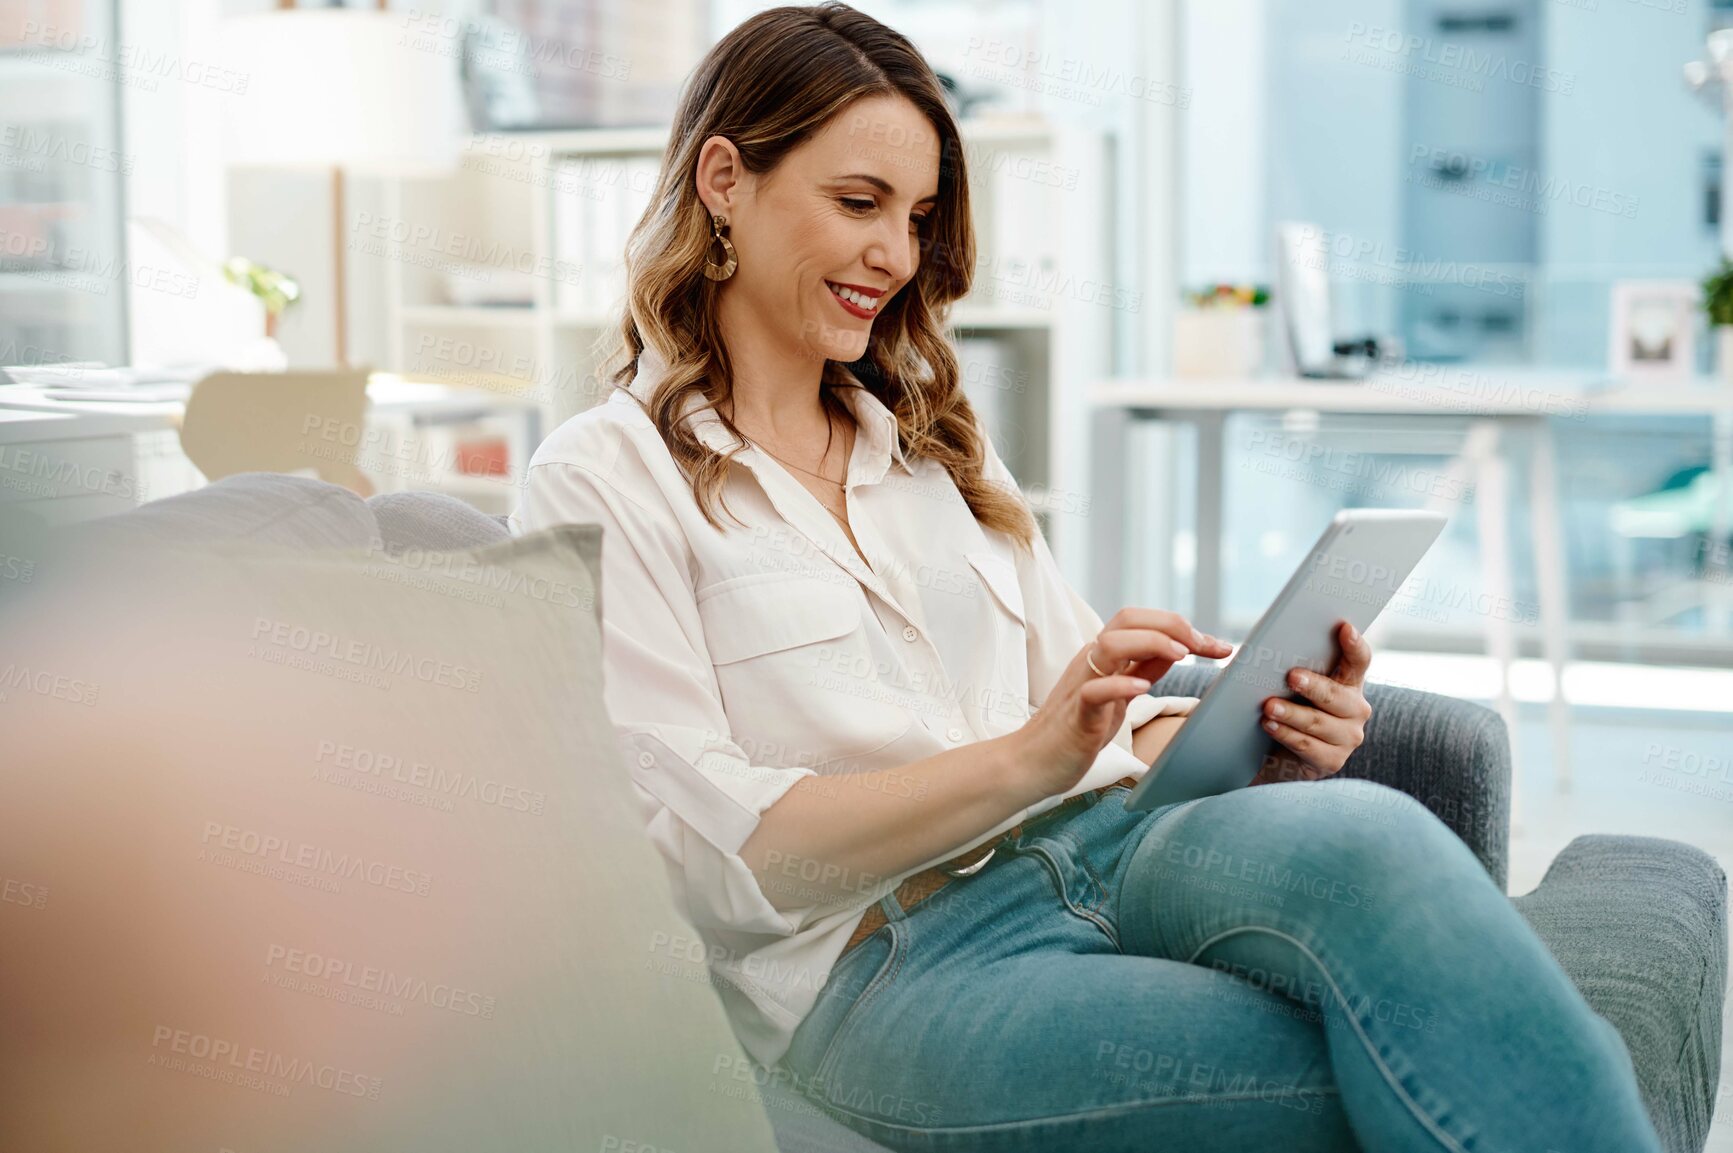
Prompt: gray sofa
<box><xmin>765</xmin><ymin>663</ymin><xmax>1727</xmax><ymax>1153</ymax></box>
<box><xmin>45</xmin><ymin>476</ymin><xmax>1731</xmax><ymax>1153</ymax></box>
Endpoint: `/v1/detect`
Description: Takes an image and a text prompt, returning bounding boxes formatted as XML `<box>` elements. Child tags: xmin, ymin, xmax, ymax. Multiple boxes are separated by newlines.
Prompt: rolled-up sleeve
<box><xmin>512</xmin><ymin>460</ymin><xmax>818</xmax><ymax>937</ymax></box>
<box><xmin>973</xmin><ymin>423</ymin><xmax>1199</xmax><ymax>758</ymax></box>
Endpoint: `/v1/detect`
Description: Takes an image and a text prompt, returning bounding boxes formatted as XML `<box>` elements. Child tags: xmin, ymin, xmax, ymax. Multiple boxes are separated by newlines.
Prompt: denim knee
<box><xmin>1275</xmin><ymin>778</ymin><xmax>1478</xmax><ymax>889</ymax></box>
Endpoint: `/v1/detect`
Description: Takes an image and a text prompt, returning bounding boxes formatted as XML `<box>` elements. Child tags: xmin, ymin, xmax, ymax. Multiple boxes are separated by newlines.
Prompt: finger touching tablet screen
<box><xmin>1125</xmin><ymin>508</ymin><xmax>1448</xmax><ymax>811</ymax></box>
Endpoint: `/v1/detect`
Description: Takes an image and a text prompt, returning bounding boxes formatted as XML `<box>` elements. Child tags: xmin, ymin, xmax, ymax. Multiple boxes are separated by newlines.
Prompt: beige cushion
<box><xmin>0</xmin><ymin>519</ymin><xmax>780</xmax><ymax>1152</ymax></box>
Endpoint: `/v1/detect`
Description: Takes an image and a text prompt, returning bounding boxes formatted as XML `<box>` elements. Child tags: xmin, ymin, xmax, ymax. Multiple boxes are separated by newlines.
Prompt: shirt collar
<box><xmin>624</xmin><ymin>344</ymin><xmax>912</xmax><ymax>481</ymax></box>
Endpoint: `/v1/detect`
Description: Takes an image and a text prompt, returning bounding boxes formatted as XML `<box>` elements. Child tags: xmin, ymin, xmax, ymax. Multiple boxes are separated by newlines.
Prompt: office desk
<box><xmin>0</xmin><ymin>376</ymin><xmax>544</xmax><ymax>522</ymax></box>
<box><xmin>1089</xmin><ymin>371</ymin><xmax>1733</xmax><ymax>795</ymax></box>
<box><xmin>0</xmin><ymin>377</ymin><xmax>543</xmax><ymax>436</ymax></box>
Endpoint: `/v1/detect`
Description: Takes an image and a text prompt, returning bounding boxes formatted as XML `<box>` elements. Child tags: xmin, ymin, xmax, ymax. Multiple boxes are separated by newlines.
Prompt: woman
<box><xmin>511</xmin><ymin>5</ymin><xmax>1661</xmax><ymax>1150</ymax></box>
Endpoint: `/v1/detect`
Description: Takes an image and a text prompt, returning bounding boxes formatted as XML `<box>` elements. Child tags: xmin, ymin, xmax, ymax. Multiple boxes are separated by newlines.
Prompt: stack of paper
<box><xmin>0</xmin><ymin>362</ymin><xmax>211</xmax><ymax>390</ymax></box>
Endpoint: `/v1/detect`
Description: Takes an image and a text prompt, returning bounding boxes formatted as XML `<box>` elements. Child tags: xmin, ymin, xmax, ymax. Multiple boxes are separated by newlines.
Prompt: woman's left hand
<box><xmin>1251</xmin><ymin>620</ymin><xmax>1373</xmax><ymax>785</ymax></box>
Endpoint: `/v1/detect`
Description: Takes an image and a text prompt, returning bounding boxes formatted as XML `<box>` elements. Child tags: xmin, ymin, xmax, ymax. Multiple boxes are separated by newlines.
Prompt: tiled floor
<box><xmin>1494</xmin><ymin>700</ymin><xmax>1732</xmax><ymax>1148</ymax></box>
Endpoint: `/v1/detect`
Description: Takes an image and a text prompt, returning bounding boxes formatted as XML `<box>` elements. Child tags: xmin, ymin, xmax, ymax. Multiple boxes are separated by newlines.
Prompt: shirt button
<box><xmin>902</xmin><ymin>625</ymin><xmax>919</xmax><ymax>642</ymax></box>
<box><xmin>636</xmin><ymin>751</ymin><xmax>655</xmax><ymax>769</ymax></box>
<box><xmin>946</xmin><ymin>727</ymin><xmax>964</xmax><ymax>742</ymax></box>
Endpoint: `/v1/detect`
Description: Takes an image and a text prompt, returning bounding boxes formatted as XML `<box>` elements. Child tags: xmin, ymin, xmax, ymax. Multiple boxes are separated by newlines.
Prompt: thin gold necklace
<box><xmin>753</xmin><ymin>424</ymin><xmax>851</xmax><ymax>486</ymax></box>
<box><xmin>750</xmin><ymin>421</ymin><xmax>855</xmax><ymax>521</ymax></box>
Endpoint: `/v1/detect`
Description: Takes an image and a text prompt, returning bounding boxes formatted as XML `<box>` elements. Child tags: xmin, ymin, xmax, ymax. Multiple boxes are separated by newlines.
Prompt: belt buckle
<box><xmin>940</xmin><ymin>826</ymin><xmax>1014</xmax><ymax>878</ymax></box>
<box><xmin>939</xmin><ymin>844</ymin><xmax>996</xmax><ymax>877</ymax></box>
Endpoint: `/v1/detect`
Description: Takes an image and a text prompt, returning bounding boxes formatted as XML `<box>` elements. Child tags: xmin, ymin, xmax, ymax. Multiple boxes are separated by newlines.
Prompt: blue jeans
<box><xmin>776</xmin><ymin>778</ymin><xmax>1661</xmax><ymax>1152</ymax></box>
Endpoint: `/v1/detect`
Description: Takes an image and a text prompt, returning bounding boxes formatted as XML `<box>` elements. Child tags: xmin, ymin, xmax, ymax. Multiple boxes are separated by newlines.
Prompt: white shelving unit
<box><xmin>384</xmin><ymin>116</ymin><xmax>1115</xmax><ymax>566</ymax></box>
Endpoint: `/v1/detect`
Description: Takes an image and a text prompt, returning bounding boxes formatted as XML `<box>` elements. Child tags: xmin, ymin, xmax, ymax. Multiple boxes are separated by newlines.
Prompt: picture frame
<box><xmin>1608</xmin><ymin>280</ymin><xmax>1699</xmax><ymax>380</ymax></box>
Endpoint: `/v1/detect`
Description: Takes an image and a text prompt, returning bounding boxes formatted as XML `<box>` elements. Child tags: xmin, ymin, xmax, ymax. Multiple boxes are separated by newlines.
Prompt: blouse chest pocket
<box><xmin>964</xmin><ymin>550</ymin><xmax>1025</xmax><ymax>626</ymax></box>
<box><xmin>963</xmin><ymin>550</ymin><xmax>1032</xmax><ymax>730</ymax></box>
<box><xmin>696</xmin><ymin>573</ymin><xmax>911</xmax><ymax>769</ymax></box>
<box><xmin>701</xmin><ymin>572</ymin><xmax>860</xmax><ymax>664</ymax></box>
<box><xmin>963</xmin><ymin>547</ymin><xmax>1025</xmax><ymax>728</ymax></box>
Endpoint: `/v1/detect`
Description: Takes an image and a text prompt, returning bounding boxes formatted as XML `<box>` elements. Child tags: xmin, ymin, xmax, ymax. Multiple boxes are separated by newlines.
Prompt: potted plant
<box><xmin>1173</xmin><ymin>282</ymin><xmax>1272</xmax><ymax>378</ymax></box>
<box><xmin>222</xmin><ymin>257</ymin><xmax>301</xmax><ymax>342</ymax></box>
<box><xmin>1702</xmin><ymin>257</ymin><xmax>1733</xmax><ymax>385</ymax></box>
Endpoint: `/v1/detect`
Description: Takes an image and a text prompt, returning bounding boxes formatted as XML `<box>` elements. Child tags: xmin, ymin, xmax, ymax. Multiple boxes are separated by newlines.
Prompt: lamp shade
<box><xmin>221</xmin><ymin>9</ymin><xmax>468</xmax><ymax>175</ymax></box>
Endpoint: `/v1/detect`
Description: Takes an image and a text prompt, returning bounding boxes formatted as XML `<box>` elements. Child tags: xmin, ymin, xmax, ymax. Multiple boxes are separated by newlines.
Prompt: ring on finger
<box><xmin>1086</xmin><ymin>645</ymin><xmax>1131</xmax><ymax>678</ymax></box>
<box><xmin>1086</xmin><ymin>646</ymin><xmax>1108</xmax><ymax>677</ymax></box>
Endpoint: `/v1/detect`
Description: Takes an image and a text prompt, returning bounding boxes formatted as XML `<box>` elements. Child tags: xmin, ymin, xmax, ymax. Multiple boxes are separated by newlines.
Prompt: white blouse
<box><xmin>509</xmin><ymin>346</ymin><xmax>1199</xmax><ymax>1069</ymax></box>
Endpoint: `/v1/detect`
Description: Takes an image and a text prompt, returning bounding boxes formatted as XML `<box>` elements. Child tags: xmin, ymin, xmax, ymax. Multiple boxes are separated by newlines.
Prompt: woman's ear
<box><xmin>694</xmin><ymin>134</ymin><xmax>743</xmax><ymax>218</ymax></box>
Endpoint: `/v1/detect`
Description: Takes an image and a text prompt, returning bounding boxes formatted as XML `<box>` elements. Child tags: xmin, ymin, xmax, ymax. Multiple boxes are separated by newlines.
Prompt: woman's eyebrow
<box><xmin>833</xmin><ymin>173</ymin><xmax>940</xmax><ymax>204</ymax></box>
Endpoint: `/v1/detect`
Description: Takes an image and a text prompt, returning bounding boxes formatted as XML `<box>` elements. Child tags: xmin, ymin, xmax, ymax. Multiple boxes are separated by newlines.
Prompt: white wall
<box><xmin>120</xmin><ymin>0</ymin><xmax>228</xmax><ymax>258</ymax></box>
<box><xmin>121</xmin><ymin>0</ymin><xmax>232</xmax><ymax>363</ymax></box>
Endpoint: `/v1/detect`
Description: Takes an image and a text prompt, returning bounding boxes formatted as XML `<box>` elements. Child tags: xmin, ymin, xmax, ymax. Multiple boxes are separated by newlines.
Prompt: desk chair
<box><xmin>178</xmin><ymin>369</ymin><xmax>373</xmax><ymax>497</ymax></box>
<box><xmin>1609</xmin><ymin>465</ymin><xmax>1733</xmax><ymax>633</ymax></box>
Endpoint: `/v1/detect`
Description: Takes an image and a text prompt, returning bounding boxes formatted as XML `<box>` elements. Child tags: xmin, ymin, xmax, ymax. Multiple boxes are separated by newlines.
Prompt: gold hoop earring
<box><xmin>702</xmin><ymin>212</ymin><xmax>738</xmax><ymax>281</ymax></box>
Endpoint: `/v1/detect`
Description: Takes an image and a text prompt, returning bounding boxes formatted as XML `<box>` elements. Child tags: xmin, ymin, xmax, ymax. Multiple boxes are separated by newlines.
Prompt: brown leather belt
<box><xmin>841</xmin><ymin>775</ymin><xmax>1140</xmax><ymax>956</ymax></box>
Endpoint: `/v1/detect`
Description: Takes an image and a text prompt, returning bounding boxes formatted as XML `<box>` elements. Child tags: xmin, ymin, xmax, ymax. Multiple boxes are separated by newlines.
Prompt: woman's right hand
<box><xmin>1011</xmin><ymin>609</ymin><xmax>1233</xmax><ymax>801</ymax></box>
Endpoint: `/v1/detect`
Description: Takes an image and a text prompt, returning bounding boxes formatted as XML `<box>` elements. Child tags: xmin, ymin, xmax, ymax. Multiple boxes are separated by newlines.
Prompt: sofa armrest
<box><xmin>1512</xmin><ymin>836</ymin><xmax>1727</xmax><ymax>1153</ymax></box>
<box><xmin>1149</xmin><ymin>663</ymin><xmax>1512</xmax><ymax>891</ymax></box>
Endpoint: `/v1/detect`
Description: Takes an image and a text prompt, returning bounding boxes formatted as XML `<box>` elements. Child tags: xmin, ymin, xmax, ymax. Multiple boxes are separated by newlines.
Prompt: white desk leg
<box><xmin>1193</xmin><ymin>411</ymin><xmax>1226</xmax><ymax>637</ymax></box>
<box><xmin>1528</xmin><ymin>417</ymin><xmax>1572</xmax><ymax>791</ymax></box>
<box><xmin>1090</xmin><ymin>405</ymin><xmax>1133</xmax><ymax>614</ymax></box>
<box><xmin>1710</xmin><ymin>406</ymin><xmax>1733</xmax><ymax>635</ymax></box>
<box><xmin>1468</xmin><ymin>420</ymin><xmax>1523</xmax><ymax>832</ymax></box>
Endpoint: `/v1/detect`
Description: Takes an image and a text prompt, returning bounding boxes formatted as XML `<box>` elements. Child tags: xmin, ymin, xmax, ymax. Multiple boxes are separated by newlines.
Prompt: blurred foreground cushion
<box><xmin>0</xmin><ymin>508</ymin><xmax>780</xmax><ymax>1153</ymax></box>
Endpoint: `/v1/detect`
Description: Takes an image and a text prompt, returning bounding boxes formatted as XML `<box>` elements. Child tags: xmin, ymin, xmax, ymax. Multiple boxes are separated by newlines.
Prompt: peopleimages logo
<box><xmin>365</xmin><ymin>543</ymin><xmax>592</xmax><ymax>611</ymax></box>
<box><xmin>264</xmin><ymin>944</ymin><xmax>497</xmax><ymax>1018</ymax></box>
<box><xmin>313</xmin><ymin>739</ymin><xmax>548</xmax><ymax>814</ymax></box>
<box><xmin>148</xmin><ymin>1025</ymin><xmax>383</xmax><ymax>1099</ymax></box>
<box><xmin>399</xmin><ymin>10</ymin><xmax>632</xmax><ymax>81</ymax></box>
<box><xmin>0</xmin><ymin>552</ymin><xmax>36</xmax><ymax>583</ymax></box>
<box><xmin>2</xmin><ymin>877</ymin><xmax>49</xmax><ymax>909</ymax></box>
<box><xmin>0</xmin><ymin>662</ymin><xmax>100</xmax><ymax>706</ymax></box>
<box><xmin>0</xmin><ymin>125</ymin><xmax>132</xmax><ymax>174</ymax></box>
<box><xmin>249</xmin><ymin>617</ymin><xmax>483</xmax><ymax>693</ymax></box>
<box><xmin>0</xmin><ymin>443</ymin><xmax>136</xmax><ymax>501</ymax></box>
<box><xmin>1291</xmin><ymin>226</ymin><xmax>1526</xmax><ymax>300</ymax></box>
<box><xmin>1407</xmin><ymin>146</ymin><xmax>1639</xmax><ymax>219</ymax></box>
<box><xmin>1343</xmin><ymin>22</ymin><xmax>1576</xmax><ymax>94</ymax></box>
<box><xmin>18</xmin><ymin>20</ymin><xmax>251</xmax><ymax>95</ymax></box>
<box><xmin>350</xmin><ymin>212</ymin><xmax>584</xmax><ymax>286</ymax></box>
<box><xmin>199</xmin><ymin>821</ymin><xmax>434</xmax><ymax>897</ymax></box>
<box><xmin>960</xmin><ymin>36</ymin><xmax>1191</xmax><ymax>109</ymax></box>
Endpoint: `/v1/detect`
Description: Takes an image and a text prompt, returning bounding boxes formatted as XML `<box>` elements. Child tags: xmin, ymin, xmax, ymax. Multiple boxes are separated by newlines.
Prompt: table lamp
<box><xmin>221</xmin><ymin>1</ymin><xmax>468</xmax><ymax>367</ymax></box>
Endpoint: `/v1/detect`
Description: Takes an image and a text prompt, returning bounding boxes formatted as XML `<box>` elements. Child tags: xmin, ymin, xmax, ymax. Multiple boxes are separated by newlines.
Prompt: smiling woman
<box><xmin>509</xmin><ymin>6</ymin><xmax>1667</xmax><ymax>1153</ymax></box>
<box><xmin>597</xmin><ymin>1</ymin><xmax>1030</xmax><ymax>552</ymax></box>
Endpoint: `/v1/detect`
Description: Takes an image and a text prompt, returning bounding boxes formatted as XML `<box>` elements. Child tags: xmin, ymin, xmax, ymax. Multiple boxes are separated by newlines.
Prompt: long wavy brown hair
<box><xmin>599</xmin><ymin>1</ymin><xmax>1037</xmax><ymax>550</ymax></box>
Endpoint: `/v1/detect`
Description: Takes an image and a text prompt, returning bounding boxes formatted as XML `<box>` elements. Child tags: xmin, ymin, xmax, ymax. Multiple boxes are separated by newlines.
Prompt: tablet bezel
<box><xmin>1123</xmin><ymin>508</ymin><xmax>1448</xmax><ymax>812</ymax></box>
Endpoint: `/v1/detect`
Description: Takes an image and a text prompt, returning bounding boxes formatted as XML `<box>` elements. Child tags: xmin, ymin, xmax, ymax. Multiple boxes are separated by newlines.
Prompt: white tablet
<box><xmin>1124</xmin><ymin>508</ymin><xmax>1448</xmax><ymax>811</ymax></box>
